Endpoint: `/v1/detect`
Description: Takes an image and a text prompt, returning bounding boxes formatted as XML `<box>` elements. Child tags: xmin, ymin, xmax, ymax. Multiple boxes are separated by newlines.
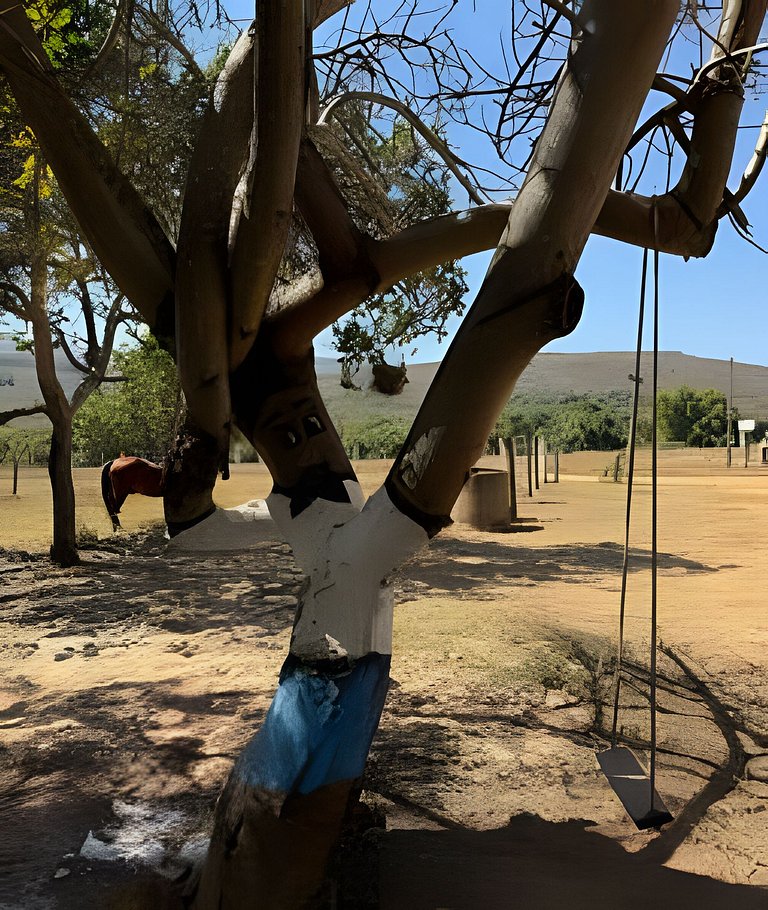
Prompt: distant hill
<box><xmin>3</xmin><ymin>340</ymin><xmax>766</xmax><ymax>430</ymax></box>
<box><xmin>318</xmin><ymin>351</ymin><xmax>768</xmax><ymax>426</ymax></box>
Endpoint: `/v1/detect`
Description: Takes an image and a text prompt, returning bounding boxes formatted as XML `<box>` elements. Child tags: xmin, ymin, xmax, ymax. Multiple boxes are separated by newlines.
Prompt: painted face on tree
<box><xmin>253</xmin><ymin>384</ymin><xmax>356</xmax><ymax>515</ymax></box>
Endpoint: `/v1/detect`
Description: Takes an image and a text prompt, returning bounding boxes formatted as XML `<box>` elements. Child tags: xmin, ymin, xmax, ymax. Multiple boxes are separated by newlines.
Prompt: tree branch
<box><xmin>383</xmin><ymin>0</ymin><xmax>679</xmax><ymax>530</ymax></box>
<box><xmin>228</xmin><ymin>0</ymin><xmax>306</xmax><ymax>370</ymax></box>
<box><xmin>0</xmin><ymin>404</ymin><xmax>47</xmax><ymax>426</ymax></box>
<box><xmin>135</xmin><ymin>7</ymin><xmax>204</xmax><ymax>79</ymax></box>
<box><xmin>174</xmin><ymin>25</ymin><xmax>256</xmax><ymax>449</ymax></box>
<box><xmin>318</xmin><ymin>90</ymin><xmax>487</xmax><ymax>206</ymax></box>
<box><xmin>83</xmin><ymin>0</ymin><xmax>127</xmax><ymax>78</ymax></box>
<box><xmin>0</xmin><ymin>279</ymin><xmax>31</xmax><ymax>317</ymax></box>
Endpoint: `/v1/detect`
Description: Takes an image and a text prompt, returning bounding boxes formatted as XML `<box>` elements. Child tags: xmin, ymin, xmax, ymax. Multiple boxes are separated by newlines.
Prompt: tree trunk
<box><xmin>28</xmin><ymin>158</ymin><xmax>79</xmax><ymax>567</ymax></box>
<box><xmin>48</xmin><ymin>417</ymin><xmax>78</xmax><ymax>567</ymax></box>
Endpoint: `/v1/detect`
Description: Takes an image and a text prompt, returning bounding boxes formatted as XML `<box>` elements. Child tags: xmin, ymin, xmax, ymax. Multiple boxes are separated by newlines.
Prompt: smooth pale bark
<box><xmin>0</xmin><ymin>0</ymin><xmax>175</xmax><ymax>334</ymax></box>
<box><xmin>174</xmin><ymin>28</ymin><xmax>256</xmax><ymax>459</ymax></box>
<box><xmin>385</xmin><ymin>0</ymin><xmax>679</xmax><ymax>526</ymax></box>
<box><xmin>228</xmin><ymin>0</ymin><xmax>305</xmax><ymax>370</ymax></box>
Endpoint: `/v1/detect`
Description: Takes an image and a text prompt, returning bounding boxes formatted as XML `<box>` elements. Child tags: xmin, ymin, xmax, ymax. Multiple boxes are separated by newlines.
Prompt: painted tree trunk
<box><xmin>189</xmin><ymin>4</ymin><xmax>679</xmax><ymax>906</ymax></box>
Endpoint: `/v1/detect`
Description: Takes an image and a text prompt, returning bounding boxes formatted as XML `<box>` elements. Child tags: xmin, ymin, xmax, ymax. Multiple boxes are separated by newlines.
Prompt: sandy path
<box><xmin>1</xmin><ymin>458</ymin><xmax>767</xmax><ymax>907</ymax></box>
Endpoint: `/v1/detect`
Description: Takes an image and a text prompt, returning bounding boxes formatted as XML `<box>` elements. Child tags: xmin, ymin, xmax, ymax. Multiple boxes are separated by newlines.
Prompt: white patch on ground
<box><xmin>168</xmin><ymin>501</ymin><xmax>279</xmax><ymax>551</ymax></box>
<box><xmin>79</xmin><ymin>800</ymin><xmax>188</xmax><ymax>872</ymax></box>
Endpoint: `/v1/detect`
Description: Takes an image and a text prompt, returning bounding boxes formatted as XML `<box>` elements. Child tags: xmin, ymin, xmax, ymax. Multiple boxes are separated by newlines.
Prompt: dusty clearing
<box><xmin>1</xmin><ymin>456</ymin><xmax>767</xmax><ymax>908</ymax></box>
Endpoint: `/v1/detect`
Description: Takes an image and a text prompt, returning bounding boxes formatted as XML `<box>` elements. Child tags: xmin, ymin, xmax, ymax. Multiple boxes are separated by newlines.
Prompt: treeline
<box><xmin>66</xmin><ymin>339</ymin><xmax>757</xmax><ymax>464</ymax></box>
<box><xmin>492</xmin><ymin>385</ymin><xmax>747</xmax><ymax>452</ymax></box>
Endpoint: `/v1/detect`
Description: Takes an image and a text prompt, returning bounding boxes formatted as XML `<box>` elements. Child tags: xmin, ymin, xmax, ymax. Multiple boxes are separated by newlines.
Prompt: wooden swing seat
<box><xmin>597</xmin><ymin>746</ymin><xmax>673</xmax><ymax>830</ymax></box>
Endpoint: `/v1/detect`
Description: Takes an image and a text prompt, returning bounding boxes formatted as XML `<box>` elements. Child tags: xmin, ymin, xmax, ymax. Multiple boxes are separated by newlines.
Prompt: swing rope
<box><xmin>609</xmin><ymin>219</ymin><xmax>662</xmax><ymax>812</ymax></box>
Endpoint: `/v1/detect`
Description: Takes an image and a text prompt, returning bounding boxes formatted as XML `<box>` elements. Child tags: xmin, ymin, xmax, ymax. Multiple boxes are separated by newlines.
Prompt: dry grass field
<box><xmin>1</xmin><ymin>452</ymin><xmax>768</xmax><ymax>908</ymax></box>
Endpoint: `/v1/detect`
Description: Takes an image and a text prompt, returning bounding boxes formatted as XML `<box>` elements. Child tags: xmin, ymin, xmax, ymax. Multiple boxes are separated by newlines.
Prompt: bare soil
<box><xmin>1</xmin><ymin>455</ymin><xmax>768</xmax><ymax>909</ymax></box>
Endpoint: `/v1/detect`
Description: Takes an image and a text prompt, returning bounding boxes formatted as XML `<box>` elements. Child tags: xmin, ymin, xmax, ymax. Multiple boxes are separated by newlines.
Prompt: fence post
<box><xmin>554</xmin><ymin>450</ymin><xmax>559</xmax><ymax>483</ymax></box>
<box><xmin>502</xmin><ymin>436</ymin><xmax>517</xmax><ymax>521</ymax></box>
<box><xmin>534</xmin><ymin>435</ymin><xmax>540</xmax><ymax>490</ymax></box>
<box><xmin>526</xmin><ymin>433</ymin><xmax>533</xmax><ymax>497</ymax></box>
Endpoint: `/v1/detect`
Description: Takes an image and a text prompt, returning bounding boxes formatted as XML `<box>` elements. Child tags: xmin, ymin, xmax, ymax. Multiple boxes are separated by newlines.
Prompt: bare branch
<box><xmin>318</xmin><ymin>90</ymin><xmax>487</xmax><ymax>206</ymax></box>
<box><xmin>135</xmin><ymin>7</ymin><xmax>205</xmax><ymax>79</ymax></box>
<box><xmin>0</xmin><ymin>405</ymin><xmax>47</xmax><ymax>426</ymax></box>
<box><xmin>83</xmin><ymin>0</ymin><xmax>127</xmax><ymax>78</ymax></box>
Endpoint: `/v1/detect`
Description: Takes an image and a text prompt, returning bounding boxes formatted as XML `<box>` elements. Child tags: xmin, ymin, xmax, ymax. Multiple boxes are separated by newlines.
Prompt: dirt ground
<box><xmin>1</xmin><ymin>455</ymin><xmax>768</xmax><ymax>909</ymax></box>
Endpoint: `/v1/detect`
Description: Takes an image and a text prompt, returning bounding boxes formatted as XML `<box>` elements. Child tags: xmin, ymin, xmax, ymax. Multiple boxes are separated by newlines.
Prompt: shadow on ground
<box><xmin>404</xmin><ymin>538</ymin><xmax>716</xmax><ymax>594</ymax></box>
<box><xmin>379</xmin><ymin>814</ymin><xmax>767</xmax><ymax>909</ymax></box>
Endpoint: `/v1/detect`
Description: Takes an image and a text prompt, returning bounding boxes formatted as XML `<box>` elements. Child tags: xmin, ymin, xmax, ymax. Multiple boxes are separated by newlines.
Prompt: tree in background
<box><xmin>657</xmin><ymin>386</ymin><xmax>732</xmax><ymax>447</ymax></box>
<box><xmin>0</xmin><ymin>426</ymin><xmax>50</xmax><ymax>493</ymax></box>
<box><xmin>494</xmin><ymin>392</ymin><xmax>630</xmax><ymax>453</ymax></box>
<box><xmin>73</xmin><ymin>334</ymin><xmax>181</xmax><ymax>465</ymax></box>
<box><xmin>339</xmin><ymin>414</ymin><xmax>410</xmax><ymax>459</ymax></box>
<box><xmin>2</xmin><ymin>0</ymin><xmax>767</xmax><ymax>904</ymax></box>
<box><xmin>0</xmin><ymin>0</ymin><xmax>210</xmax><ymax>564</ymax></box>
<box><xmin>547</xmin><ymin>398</ymin><xmax>628</xmax><ymax>453</ymax></box>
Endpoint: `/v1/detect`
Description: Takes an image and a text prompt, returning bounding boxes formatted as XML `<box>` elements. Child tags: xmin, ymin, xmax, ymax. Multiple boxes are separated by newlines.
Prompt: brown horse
<box><xmin>101</xmin><ymin>455</ymin><xmax>164</xmax><ymax>530</ymax></box>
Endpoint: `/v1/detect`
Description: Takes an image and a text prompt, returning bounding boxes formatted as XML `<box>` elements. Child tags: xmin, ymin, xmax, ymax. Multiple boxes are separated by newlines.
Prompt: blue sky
<box><xmin>8</xmin><ymin>2</ymin><xmax>764</xmax><ymax>369</ymax></box>
<box><xmin>305</xmin><ymin>2</ymin><xmax>768</xmax><ymax>367</ymax></box>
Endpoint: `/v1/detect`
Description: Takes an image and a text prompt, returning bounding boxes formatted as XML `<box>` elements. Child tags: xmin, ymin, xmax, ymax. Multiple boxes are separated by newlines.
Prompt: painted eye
<box><xmin>285</xmin><ymin>430</ymin><xmax>301</xmax><ymax>448</ymax></box>
<box><xmin>303</xmin><ymin>414</ymin><xmax>325</xmax><ymax>437</ymax></box>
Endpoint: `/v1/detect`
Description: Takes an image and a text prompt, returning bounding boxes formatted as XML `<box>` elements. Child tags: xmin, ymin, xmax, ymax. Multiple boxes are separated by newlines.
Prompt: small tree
<box><xmin>0</xmin><ymin>426</ymin><xmax>50</xmax><ymax>493</ymax></box>
<box><xmin>73</xmin><ymin>335</ymin><xmax>181</xmax><ymax>465</ymax></box>
<box><xmin>339</xmin><ymin>414</ymin><xmax>410</xmax><ymax>459</ymax></box>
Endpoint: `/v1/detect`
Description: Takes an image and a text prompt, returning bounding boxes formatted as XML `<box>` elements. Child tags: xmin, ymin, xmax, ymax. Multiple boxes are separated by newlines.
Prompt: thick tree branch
<box><xmin>294</xmin><ymin>137</ymin><xmax>372</xmax><ymax>281</ymax></box>
<box><xmin>174</xmin><ymin>26</ymin><xmax>256</xmax><ymax>451</ymax></box>
<box><xmin>83</xmin><ymin>0</ymin><xmax>127</xmax><ymax>78</ymax></box>
<box><xmin>384</xmin><ymin>0</ymin><xmax>679</xmax><ymax>529</ymax></box>
<box><xmin>0</xmin><ymin>279</ymin><xmax>31</xmax><ymax>317</ymax></box>
<box><xmin>228</xmin><ymin>0</ymin><xmax>306</xmax><ymax>370</ymax></box>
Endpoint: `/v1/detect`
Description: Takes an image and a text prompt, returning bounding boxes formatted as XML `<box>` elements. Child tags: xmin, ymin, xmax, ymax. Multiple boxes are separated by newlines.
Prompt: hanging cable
<box><xmin>649</xmin><ymin>205</ymin><xmax>661</xmax><ymax>810</ymax></box>
<box><xmin>610</xmin><ymin>248</ymin><xmax>648</xmax><ymax>748</ymax></box>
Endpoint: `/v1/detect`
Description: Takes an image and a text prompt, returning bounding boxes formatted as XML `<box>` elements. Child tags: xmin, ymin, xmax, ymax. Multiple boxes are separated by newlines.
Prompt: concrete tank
<box><xmin>452</xmin><ymin>467</ymin><xmax>509</xmax><ymax>530</ymax></box>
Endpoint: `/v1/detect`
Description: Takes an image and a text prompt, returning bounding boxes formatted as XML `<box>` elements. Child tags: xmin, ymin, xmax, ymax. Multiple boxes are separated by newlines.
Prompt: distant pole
<box><xmin>534</xmin><ymin>436</ymin><xmax>540</xmax><ymax>490</ymax></box>
<box><xmin>543</xmin><ymin>439</ymin><xmax>548</xmax><ymax>483</ymax></box>
<box><xmin>554</xmin><ymin>450</ymin><xmax>559</xmax><ymax>483</ymax></box>
<box><xmin>727</xmin><ymin>356</ymin><xmax>733</xmax><ymax>468</ymax></box>
<box><xmin>526</xmin><ymin>433</ymin><xmax>533</xmax><ymax>497</ymax></box>
<box><xmin>502</xmin><ymin>437</ymin><xmax>517</xmax><ymax>521</ymax></box>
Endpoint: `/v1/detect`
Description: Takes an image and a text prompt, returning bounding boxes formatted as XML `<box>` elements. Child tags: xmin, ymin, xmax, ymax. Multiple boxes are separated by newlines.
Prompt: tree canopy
<box><xmin>73</xmin><ymin>335</ymin><xmax>181</xmax><ymax>465</ymax></box>
<box><xmin>657</xmin><ymin>386</ymin><xmax>733</xmax><ymax>447</ymax></box>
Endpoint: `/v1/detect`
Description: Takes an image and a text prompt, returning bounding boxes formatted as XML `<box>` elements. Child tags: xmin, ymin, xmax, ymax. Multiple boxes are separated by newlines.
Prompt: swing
<box><xmin>597</xmin><ymin>239</ymin><xmax>673</xmax><ymax>831</ymax></box>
